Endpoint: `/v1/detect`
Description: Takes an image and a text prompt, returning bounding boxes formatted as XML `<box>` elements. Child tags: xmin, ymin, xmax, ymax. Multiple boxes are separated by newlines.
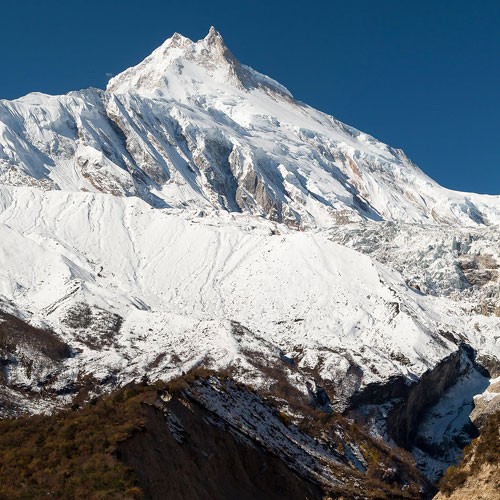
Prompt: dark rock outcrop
<box><xmin>119</xmin><ymin>397</ymin><xmax>323</xmax><ymax>500</ymax></box>
<box><xmin>387</xmin><ymin>350</ymin><xmax>463</xmax><ymax>448</ymax></box>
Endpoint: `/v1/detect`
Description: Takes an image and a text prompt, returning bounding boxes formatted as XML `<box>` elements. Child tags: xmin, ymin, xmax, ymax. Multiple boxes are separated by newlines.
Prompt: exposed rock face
<box><xmin>120</xmin><ymin>399</ymin><xmax>323</xmax><ymax>500</ymax></box>
<box><xmin>458</xmin><ymin>253</ymin><xmax>499</xmax><ymax>289</ymax></box>
<box><xmin>470</xmin><ymin>377</ymin><xmax>500</xmax><ymax>425</ymax></box>
<box><xmin>119</xmin><ymin>382</ymin><xmax>327</xmax><ymax>500</ymax></box>
<box><xmin>387</xmin><ymin>350</ymin><xmax>463</xmax><ymax>449</ymax></box>
<box><xmin>347</xmin><ymin>345</ymin><xmax>493</xmax><ymax>485</ymax></box>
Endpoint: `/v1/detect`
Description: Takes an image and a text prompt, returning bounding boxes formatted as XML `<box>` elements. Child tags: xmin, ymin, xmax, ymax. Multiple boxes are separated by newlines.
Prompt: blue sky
<box><xmin>1</xmin><ymin>0</ymin><xmax>498</xmax><ymax>193</ymax></box>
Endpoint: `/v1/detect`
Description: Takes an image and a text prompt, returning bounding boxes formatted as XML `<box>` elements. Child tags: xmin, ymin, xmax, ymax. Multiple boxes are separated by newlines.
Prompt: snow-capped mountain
<box><xmin>1</xmin><ymin>27</ymin><xmax>500</xmax><ymax>228</ymax></box>
<box><xmin>0</xmin><ymin>27</ymin><xmax>499</xmax><ymax>488</ymax></box>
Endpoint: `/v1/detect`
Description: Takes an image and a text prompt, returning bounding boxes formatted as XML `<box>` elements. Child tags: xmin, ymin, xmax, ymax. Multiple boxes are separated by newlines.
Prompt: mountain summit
<box><xmin>107</xmin><ymin>27</ymin><xmax>292</xmax><ymax>100</ymax></box>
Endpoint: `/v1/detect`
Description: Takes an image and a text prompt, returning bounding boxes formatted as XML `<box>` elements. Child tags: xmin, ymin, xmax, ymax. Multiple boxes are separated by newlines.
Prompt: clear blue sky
<box><xmin>1</xmin><ymin>0</ymin><xmax>498</xmax><ymax>193</ymax></box>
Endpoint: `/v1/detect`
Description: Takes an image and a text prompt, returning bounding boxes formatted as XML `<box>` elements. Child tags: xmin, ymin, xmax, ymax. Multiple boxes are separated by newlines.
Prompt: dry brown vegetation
<box><xmin>0</xmin><ymin>367</ymin><xmax>430</xmax><ymax>499</ymax></box>
<box><xmin>438</xmin><ymin>410</ymin><xmax>500</xmax><ymax>497</ymax></box>
<box><xmin>0</xmin><ymin>311</ymin><xmax>71</xmax><ymax>361</ymax></box>
<box><xmin>0</xmin><ymin>382</ymin><xmax>158</xmax><ymax>499</ymax></box>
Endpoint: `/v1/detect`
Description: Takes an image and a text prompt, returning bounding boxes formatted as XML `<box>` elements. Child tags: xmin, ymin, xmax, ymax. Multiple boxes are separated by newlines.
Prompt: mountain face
<box><xmin>0</xmin><ymin>27</ymin><xmax>499</xmax><ymax>495</ymax></box>
<box><xmin>2</xmin><ymin>28</ymin><xmax>500</xmax><ymax>227</ymax></box>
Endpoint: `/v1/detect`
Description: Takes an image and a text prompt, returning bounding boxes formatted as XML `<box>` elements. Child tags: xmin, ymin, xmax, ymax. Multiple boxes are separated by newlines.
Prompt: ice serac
<box><xmin>1</xmin><ymin>27</ymin><xmax>500</xmax><ymax>226</ymax></box>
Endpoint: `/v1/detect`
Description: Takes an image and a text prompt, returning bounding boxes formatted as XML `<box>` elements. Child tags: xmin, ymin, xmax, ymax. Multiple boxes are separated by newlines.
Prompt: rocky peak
<box><xmin>204</xmin><ymin>25</ymin><xmax>225</xmax><ymax>48</ymax></box>
<box><xmin>106</xmin><ymin>27</ymin><xmax>292</xmax><ymax>100</ymax></box>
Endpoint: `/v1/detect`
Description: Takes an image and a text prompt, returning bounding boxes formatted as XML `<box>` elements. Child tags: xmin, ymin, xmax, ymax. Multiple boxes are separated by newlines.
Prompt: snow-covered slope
<box><xmin>0</xmin><ymin>28</ymin><xmax>499</xmax><ymax>485</ymax></box>
<box><xmin>0</xmin><ymin>184</ymin><xmax>498</xmax><ymax>405</ymax></box>
<box><xmin>1</xmin><ymin>28</ymin><xmax>500</xmax><ymax>227</ymax></box>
